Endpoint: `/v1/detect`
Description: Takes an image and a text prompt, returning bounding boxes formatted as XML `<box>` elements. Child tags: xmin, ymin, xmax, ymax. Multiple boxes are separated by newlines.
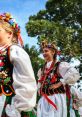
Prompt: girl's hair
<box><xmin>0</xmin><ymin>20</ymin><xmax>18</xmax><ymax>44</ymax></box>
<box><xmin>41</xmin><ymin>40</ymin><xmax>57</xmax><ymax>60</ymax></box>
<box><xmin>0</xmin><ymin>13</ymin><xmax>23</xmax><ymax>46</ymax></box>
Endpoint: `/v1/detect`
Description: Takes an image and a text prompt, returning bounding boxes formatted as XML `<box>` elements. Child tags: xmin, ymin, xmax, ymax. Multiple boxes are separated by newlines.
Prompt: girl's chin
<box><xmin>44</xmin><ymin>56</ymin><xmax>48</xmax><ymax>59</ymax></box>
<box><xmin>44</xmin><ymin>58</ymin><xmax>49</xmax><ymax>61</ymax></box>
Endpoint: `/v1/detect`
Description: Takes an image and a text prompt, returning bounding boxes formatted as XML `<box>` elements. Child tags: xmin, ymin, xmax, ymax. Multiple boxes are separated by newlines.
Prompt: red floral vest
<box><xmin>0</xmin><ymin>47</ymin><xmax>15</xmax><ymax>96</ymax></box>
<box><xmin>38</xmin><ymin>62</ymin><xmax>65</xmax><ymax>95</ymax></box>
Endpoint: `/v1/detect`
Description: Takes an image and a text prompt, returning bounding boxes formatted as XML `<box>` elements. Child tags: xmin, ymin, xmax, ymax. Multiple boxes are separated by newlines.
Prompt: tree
<box><xmin>26</xmin><ymin>0</ymin><xmax>82</xmax><ymax>56</ymax></box>
<box><xmin>24</xmin><ymin>44</ymin><xmax>44</xmax><ymax>81</ymax></box>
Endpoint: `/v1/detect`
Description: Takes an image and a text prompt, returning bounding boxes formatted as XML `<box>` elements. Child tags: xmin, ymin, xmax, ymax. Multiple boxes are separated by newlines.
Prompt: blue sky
<box><xmin>0</xmin><ymin>0</ymin><xmax>47</xmax><ymax>47</ymax></box>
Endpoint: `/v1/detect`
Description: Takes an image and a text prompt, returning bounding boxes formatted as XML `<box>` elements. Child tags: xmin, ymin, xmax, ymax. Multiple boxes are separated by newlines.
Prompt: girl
<box><xmin>37</xmin><ymin>40</ymin><xmax>80</xmax><ymax>117</ymax></box>
<box><xmin>0</xmin><ymin>13</ymin><xmax>37</xmax><ymax>117</ymax></box>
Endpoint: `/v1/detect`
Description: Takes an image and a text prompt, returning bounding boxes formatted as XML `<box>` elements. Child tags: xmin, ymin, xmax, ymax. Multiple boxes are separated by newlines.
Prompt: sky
<box><xmin>0</xmin><ymin>0</ymin><xmax>81</xmax><ymax>69</ymax></box>
<box><xmin>0</xmin><ymin>0</ymin><xmax>47</xmax><ymax>47</ymax></box>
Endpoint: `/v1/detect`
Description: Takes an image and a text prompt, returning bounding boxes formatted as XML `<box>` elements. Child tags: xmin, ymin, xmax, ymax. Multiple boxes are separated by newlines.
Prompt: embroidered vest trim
<box><xmin>0</xmin><ymin>47</ymin><xmax>15</xmax><ymax>96</ymax></box>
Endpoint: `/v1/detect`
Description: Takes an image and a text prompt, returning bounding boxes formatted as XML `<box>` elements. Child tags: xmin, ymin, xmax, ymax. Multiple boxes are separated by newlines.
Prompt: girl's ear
<box><xmin>51</xmin><ymin>49</ymin><xmax>55</xmax><ymax>56</ymax></box>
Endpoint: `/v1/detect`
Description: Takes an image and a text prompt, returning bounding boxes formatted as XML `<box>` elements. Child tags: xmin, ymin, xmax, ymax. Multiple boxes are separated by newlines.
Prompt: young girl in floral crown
<box><xmin>0</xmin><ymin>12</ymin><xmax>37</xmax><ymax>117</ymax></box>
<box><xmin>37</xmin><ymin>40</ymin><xmax>80</xmax><ymax>117</ymax></box>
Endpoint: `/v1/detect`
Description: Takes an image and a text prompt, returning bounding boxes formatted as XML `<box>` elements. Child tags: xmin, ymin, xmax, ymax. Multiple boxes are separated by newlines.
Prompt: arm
<box><xmin>9</xmin><ymin>45</ymin><xmax>37</xmax><ymax>112</ymax></box>
<box><xmin>49</xmin><ymin>82</ymin><xmax>62</xmax><ymax>89</ymax></box>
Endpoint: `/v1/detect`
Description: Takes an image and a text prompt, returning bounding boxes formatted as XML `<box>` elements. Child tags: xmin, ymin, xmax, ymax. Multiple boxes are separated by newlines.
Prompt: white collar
<box><xmin>0</xmin><ymin>44</ymin><xmax>9</xmax><ymax>51</ymax></box>
<box><xmin>46</xmin><ymin>61</ymin><xmax>53</xmax><ymax>68</ymax></box>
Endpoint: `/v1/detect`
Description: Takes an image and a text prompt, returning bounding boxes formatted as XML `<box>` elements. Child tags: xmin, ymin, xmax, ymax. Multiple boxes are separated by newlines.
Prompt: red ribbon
<box><xmin>51</xmin><ymin>74</ymin><xmax>57</xmax><ymax>83</ymax></box>
<box><xmin>39</xmin><ymin>61</ymin><xmax>57</xmax><ymax>110</ymax></box>
<box><xmin>65</xmin><ymin>84</ymin><xmax>71</xmax><ymax>106</ymax></box>
<box><xmin>42</xmin><ymin>92</ymin><xmax>57</xmax><ymax>110</ymax></box>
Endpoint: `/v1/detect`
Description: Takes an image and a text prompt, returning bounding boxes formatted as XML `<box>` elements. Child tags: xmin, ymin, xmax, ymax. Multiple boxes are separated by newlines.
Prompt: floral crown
<box><xmin>41</xmin><ymin>40</ymin><xmax>61</xmax><ymax>55</ymax></box>
<box><xmin>41</xmin><ymin>40</ymin><xmax>57</xmax><ymax>50</ymax></box>
<box><xmin>0</xmin><ymin>13</ymin><xmax>23</xmax><ymax>46</ymax></box>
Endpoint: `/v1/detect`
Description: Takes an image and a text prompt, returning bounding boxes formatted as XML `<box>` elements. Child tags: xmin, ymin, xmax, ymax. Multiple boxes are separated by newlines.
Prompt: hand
<box><xmin>73</xmin><ymin>103</ymin><xmax>78</xmax><ymax>110</ymax></box>
<box><xmin>49</xmin><ymin>84</ymin><xmax>57</xmax><ymax>89</ymax></box>
<box><xmin>49</xmin><ymin>82</ymin><xmax>62</xmax><ymax>89</ymax></box>
<box><xmin>5</xmin><ymin>104</ymin><xmax>21</xmax><ymax>117</ymax></box>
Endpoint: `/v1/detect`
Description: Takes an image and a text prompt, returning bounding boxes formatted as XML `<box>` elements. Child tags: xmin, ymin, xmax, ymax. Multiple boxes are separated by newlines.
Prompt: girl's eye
<box><xmin>43</xmin><ymin>50</ymin><xmax>46</xmax><ymax>53</ymax></box>
<box><xmin>43</xmin><ymin>49</ymin><xmax>49</xmax><ymax>53</ymax></box>
<box><xmin>45</xmin><ymin>50</ymin><xmax>49</xmax><ymax>52</ymax></box>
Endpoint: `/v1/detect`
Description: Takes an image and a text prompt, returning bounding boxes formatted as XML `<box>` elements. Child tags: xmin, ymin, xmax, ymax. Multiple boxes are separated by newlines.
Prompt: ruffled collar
<box><xmin>0</xmin><ymin>44</ymin><xmax>11</xmax><ymax>51</ymax></box>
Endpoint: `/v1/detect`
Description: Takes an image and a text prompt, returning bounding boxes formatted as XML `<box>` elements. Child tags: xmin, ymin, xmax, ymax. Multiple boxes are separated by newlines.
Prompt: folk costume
<box><xmin>37</xmin><ymin>41</ymin><xmax>80</xmax><ymax>117</ymax></box>
<box><xmin>0</xmin><ymin>44</ymin><xmax>37</xmax><ymax>117</ymax></box>
<box><xmin>0</xmin><ymin>13</ymin><xmax>37</xmax><ymax>117</ymax></box>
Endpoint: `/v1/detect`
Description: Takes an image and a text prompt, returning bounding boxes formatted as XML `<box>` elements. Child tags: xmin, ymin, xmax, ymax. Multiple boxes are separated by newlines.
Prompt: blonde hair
<box><xmin>41</xmin><ymin>40</ymin><xmax>57</xmax><ymax>51</ymax></box>
<box><xmin>0</xmin><ymin>20</ymin><xmax>18</xmax><ymax>44</ymax></box>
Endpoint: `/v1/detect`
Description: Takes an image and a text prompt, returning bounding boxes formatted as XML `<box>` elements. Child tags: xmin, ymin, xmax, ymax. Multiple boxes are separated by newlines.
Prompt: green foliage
<box><xmin>26</xmin><ymin>0</ymin><xmax>82</xmax><ymax>56</ymax></box>
<box><xmin>24</xmin><ymin>44</ymin><xmax>44</xmax><ymax>81</ymax></box>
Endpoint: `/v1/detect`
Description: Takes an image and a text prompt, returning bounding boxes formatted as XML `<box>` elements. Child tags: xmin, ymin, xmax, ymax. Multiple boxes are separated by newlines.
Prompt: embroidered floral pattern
<box><xmin>0</xmin><ymin>48</ymin><xmax>14</xmax><ymax>96</ymax></box>
<box><xmin>39</xmin><ymin>62</ymin><xmax>65</xmax><ymax>95</ymax></box>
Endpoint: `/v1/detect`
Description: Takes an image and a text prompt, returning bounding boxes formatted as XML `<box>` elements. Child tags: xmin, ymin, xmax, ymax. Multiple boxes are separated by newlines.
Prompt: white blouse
<box><xmin>8</xmin><ymin>45</ymin><xmax>37</xmax><ymax>112</ymax></box>
<box><xmin>0</xmin><ymin>45</ymin><xmax>37</xmax><ymax>116</ymax></box>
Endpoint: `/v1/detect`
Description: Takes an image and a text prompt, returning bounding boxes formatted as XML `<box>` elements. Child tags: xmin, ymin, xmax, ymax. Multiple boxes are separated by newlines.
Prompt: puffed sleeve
<box><xmin>37</xmin><ymin>68</ymin><xmax>42</xmax><ymax>79</ymax></box>
<box><xmin>9</xmin><ymin>45</ymin><xmax>37</xmax><ymax>112</ymax></box>
<box><xmin>59</xmin><ymin>62</ymin><xmax>80</xmax><ymax>85</ymax></box>
<box><xmin>37</xmin><ymin>68</ymin><xmax>42</xmax><ymax>89</ymax></box>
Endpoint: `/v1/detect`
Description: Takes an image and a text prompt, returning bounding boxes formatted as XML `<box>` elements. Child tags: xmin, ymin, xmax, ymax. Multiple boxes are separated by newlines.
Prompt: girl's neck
<box><xmin>46</xmin><ymin>59</ymin><xmax>57</xmax><ymax>65</ymax></box>
<box><xmin>46</xmin><ymin>58</ymin><xmax>54</xmax><ymax>63</ymax></box>
<box><xmin>46</xmin><ymin>60</ymin><xmax>53</xmax><ymax>63</ymax></box>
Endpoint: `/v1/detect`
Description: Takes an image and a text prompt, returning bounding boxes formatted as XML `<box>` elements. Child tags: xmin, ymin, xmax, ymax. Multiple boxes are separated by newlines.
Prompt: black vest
<box><xmin>41</xmin><ymin>62</ymin><xmax>66</xmax><ymax>95</ymax></box>
<box><xmin>0</xmin><ymin>47</ymin><xmax>14</xmax><ymax>96</ymax></box>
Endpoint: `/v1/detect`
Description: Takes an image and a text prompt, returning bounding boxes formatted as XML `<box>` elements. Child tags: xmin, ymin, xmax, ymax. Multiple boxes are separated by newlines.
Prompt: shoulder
<box><xmin>9</xmin><ymin>44</ymin><xmax>29</xmax><ymax>56</ymax></box>
<box><xmin>59</xmin><ymin>61</ymin><xmax>70</xmax><ymax>67</ymax></box>
<box><xmin>9</xmin><ymin>45</ymin><xmax>30</xmax><ymax>62</ymax></box>
<box><xmin>58</xmin><ymin>61</ymin><xmax>71</xmax><ymax>77</ymax></box>
<box><xmin>10</xmin><ymin>44</ymin><xmax>24</xmax><ymax>51</ymax></box>
<box><xmin>59</xmin><ymin>61</ymin><xmax>71</xmax><ymax>70</ymax></box>
<box><xmin>55</xmin><ymin>61</ymin><xmax>70</xmax><ymax>70</ymax></box>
